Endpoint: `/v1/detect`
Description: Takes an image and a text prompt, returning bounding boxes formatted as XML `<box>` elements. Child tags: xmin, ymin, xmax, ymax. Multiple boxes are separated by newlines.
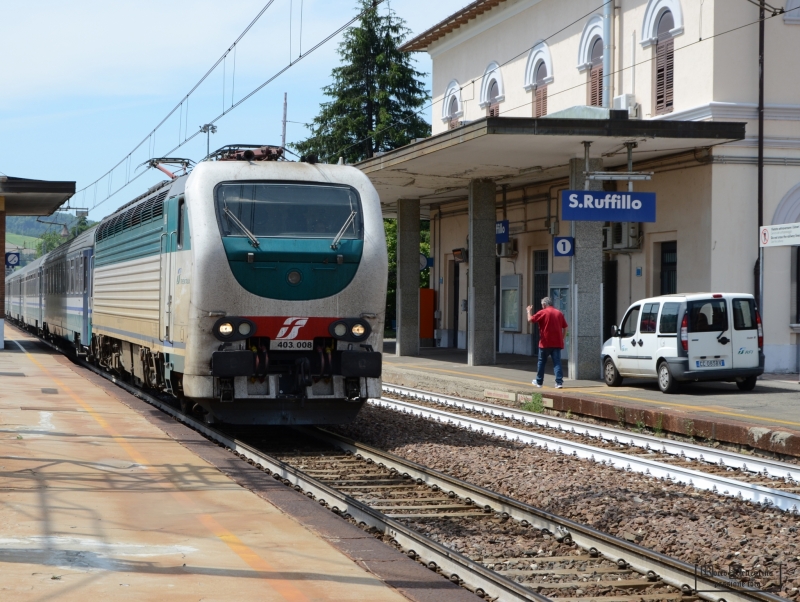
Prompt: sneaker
<box><xmin>532</xmin><ymin>381</ymin><xmax>542</xmax><ymax>388</ymax></box>
<box><xmin>555</xmin><ymin>383</ymin><xmax>563</xmax><ymax>389</ymax></box>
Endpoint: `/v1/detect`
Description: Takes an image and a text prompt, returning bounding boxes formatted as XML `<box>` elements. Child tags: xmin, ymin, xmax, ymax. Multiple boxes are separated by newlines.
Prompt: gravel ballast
<box><xmin>332</xmin><ymin>405</ymin><xmax>800</xmax><ymax>599</ymax></box>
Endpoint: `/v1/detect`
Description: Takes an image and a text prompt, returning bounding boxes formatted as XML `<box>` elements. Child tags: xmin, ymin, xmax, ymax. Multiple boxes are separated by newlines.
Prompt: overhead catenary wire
<box><xmin>86</xmin><ymin>0</ymin><xmax>387</xmax><ymax>213</ymax></box>
<box><xmin>73</xmin><ymin>0</ymin><xmax>280</xmax><ymax>204</ymax></box>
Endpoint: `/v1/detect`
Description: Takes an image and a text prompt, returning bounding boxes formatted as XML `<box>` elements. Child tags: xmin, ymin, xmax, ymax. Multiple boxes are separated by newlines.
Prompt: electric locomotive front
<box><xmin>182</xmin><ymin>158</ymin><xmax>387</xmax><ymax>425</ymax></box>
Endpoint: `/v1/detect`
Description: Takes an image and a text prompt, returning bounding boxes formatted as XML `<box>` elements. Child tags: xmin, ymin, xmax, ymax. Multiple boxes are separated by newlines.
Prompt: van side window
<box><xmin>639</xmin><ymin>303</ymin><xmax>660</xmax><ymax>333</ymax></box>
<box><xmin>620</xmin><ymin>306</ymin><xmax>640</xmax><ymax>337</ymax></box>
<box><xmin>688</xmin><ymin>299</ymin><xmax>728</xmax><ymax>332</ymax></box>
<box><xmin>732</xmin><ymin>298</ymin><xmax>756</xmax><ymax>330</ymax></box>
<box><xmin>659</xmin><ymin>302</ymin><xmax>681</xmax><ymax>334</ymax></box>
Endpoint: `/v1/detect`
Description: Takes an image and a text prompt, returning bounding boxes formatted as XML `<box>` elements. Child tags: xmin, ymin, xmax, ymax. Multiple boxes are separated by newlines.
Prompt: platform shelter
<box><xmin>358</xmin><ymin>114</ymin><xmax>744</xmax><ymax>379</ymax></box>
<box><xmin>0</xmin><ymin>176</ymin><xmax>76</xmax><ymax>348</ymax></box>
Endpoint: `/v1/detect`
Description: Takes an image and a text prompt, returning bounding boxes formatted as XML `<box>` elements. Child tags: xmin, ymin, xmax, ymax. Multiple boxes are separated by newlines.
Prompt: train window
<box><xmin>215</xmin><ymin>183</ymin><xmax>363</xmax><ymax>240</ymax></box>
<box><xmin>177</xmin><ymin>197</ymin><xmax>186</xmax><ymax>249</ymax></box>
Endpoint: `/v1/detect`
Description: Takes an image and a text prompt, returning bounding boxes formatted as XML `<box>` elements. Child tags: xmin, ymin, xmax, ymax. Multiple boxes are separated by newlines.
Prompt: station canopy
<box><xmin>0</xmin><ymin>176</ymin><xmax>76</xmax><ymax>216</ymax></box>
<box><xmin>356</xmin><ymin>111</ymin><xmax>746</xmax><ymax>216</ymax></box>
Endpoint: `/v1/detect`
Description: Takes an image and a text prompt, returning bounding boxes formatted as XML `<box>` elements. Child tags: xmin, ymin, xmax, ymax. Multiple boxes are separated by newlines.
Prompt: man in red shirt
<box><xmin>526</xmin><ymin>296</ymin><xmax>568</xmax><ymax>389</ymax></box>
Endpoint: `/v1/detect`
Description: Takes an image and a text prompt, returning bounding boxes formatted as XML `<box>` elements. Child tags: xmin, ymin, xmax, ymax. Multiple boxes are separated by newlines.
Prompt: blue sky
<box><xmin>1</xmin><ymin>0</ymin><xmax>465</xmax><ymax>221</ymax></box>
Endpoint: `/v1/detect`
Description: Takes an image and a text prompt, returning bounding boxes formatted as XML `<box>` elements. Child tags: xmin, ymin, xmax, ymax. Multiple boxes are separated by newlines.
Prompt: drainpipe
<box><xmin>602</xmin><ymin>0</ymin><xmax>614</xmax><ymax>108</ymax></box>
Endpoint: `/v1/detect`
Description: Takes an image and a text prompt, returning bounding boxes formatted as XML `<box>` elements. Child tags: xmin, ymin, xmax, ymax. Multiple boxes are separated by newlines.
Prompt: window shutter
<box><xmin>449</xmin><ymin>118</ymin><xmax>459</xmax><ymax>130</ymax></box>
<box><xmin>487</xmin><ymin>103</ymin><xmax>500</xmax><ymax>117</ymax></box>
<box><xmin>534</xmin><ymin>86</ymin><xmax>548</xmax><ymax>117</ymax></box>
<box><xmin>590</xmin><ymin>67</ymin><xmax>602</xmax><ymax>107</ymax></box>
<box><xmin>656</xmin><ymin>39</ymin><xmax>674</xmax><ymax>115</ymax></box>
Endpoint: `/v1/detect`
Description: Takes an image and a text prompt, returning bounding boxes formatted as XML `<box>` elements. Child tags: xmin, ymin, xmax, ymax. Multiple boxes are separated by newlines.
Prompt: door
<box><xmin>660</xmin><ymin>241</ymin><xmax>677</xmax><ymax>294</ymax></box>
<box><xmin>531</xmin><ymin>251</ymin><xmax>549</xmax><ymax>349</ymax></box>
<box><xmin>687</xmin><ymin>298</ymin><xmax>732</xmax><ymax>370</ymax></box>
<box><xmin>160</xmin><ymin>197</ymin><xmax>180</xmax><ymax>342</ymax></box>
<box><xmin>82</xmin><ymin>249</ymin><xmax>93</xmax><ymax>346</ymax></box>
<box><xmin>730</xmin><ymin>297</ymin><xmax>759</xmax><ymax>369</ymax></box>
<box><xmin>637</xmin><ymin>302</ymin><xmax>660</xmax><ymax>375</ymax></box>
<box><xmin>615</xmin><ymin>305</ymin><xmax>641</xmax><ymax>375</ymax></box>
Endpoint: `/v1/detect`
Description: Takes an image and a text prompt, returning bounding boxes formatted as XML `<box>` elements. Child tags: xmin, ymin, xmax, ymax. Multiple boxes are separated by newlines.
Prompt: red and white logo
<box><xmin>275</xmin><ymin>317</ymin><xmax>309</xmax><ymax>340</ymax></box>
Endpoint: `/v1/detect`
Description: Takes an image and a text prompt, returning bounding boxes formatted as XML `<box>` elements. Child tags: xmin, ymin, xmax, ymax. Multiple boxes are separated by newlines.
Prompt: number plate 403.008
<box><xmin>270</xmin><ymin>340</ymin><xmax>314</xmax><ymax>350</ymax></box>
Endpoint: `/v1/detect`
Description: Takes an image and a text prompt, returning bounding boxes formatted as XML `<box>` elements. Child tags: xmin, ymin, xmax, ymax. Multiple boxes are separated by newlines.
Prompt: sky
<box><xmin>0</xmin><ymin>0</ymin><xmax>466</xmax><ymax>221</ymax></box>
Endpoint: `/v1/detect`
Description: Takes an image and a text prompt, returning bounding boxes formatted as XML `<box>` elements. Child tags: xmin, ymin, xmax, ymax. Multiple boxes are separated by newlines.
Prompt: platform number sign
<box><xmin>553</xmin><ymin>237</ymin><xmax>574</xmax><ymax>257</ymax></box>
<box><xmin>5</xmin><ymin>252</ymin><xmax>20</xmax><ymax>268</ymax></box>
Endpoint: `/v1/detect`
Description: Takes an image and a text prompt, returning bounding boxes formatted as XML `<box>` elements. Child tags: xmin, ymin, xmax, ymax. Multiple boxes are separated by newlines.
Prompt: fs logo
<box><xmin>276</xmin><ymin>317</ymin><xmax>308</xmax><ymax>340</ymax></box>
<box><xmin>738</xmin><ymin>347</ymin><xmax>754</xmax><ymax>355</ymax></box>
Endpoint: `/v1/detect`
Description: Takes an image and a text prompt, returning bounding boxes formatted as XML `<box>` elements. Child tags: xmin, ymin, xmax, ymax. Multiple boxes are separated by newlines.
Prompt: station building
<box><xmin>362</xmin><ymin>0</ymin><xmax>800</xmax><ymax>375</ymax></box>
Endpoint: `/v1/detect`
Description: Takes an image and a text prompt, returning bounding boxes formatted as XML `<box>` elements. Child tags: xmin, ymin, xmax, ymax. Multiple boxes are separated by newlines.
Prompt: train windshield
<box><xmin>215</xmin><ymin>182</ymin><xmax>363</xmax><ymax>240</ymax></box>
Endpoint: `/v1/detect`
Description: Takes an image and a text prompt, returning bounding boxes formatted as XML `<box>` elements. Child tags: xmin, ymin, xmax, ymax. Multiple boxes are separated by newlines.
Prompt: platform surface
<box><xmin>0</xmin><ymin>330</ymin><xmax>412</xmax><ymax>602</ymax></box>
<box><xmin>383</xmin><ymin>342</ymin><xmax>800</xmax><ymax>432</ymax></box>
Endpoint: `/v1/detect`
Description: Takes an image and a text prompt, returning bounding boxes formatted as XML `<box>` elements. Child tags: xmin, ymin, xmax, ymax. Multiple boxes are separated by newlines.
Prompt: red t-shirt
<box><xmin>529</xmin><ymin>306</ymin><xmax>568</xmax><ymax>349</ymax></box>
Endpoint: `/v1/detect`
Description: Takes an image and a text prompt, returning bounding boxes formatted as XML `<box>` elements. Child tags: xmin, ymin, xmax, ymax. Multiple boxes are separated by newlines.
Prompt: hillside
<box><xmin>6</xmin><ymin>233</ymin><xmax>39</xmax><ymax>249</ymax></box>
<box><xmin>6</xmin><ymin>213</ymin><xmax>89</xmax><ymax>238</ymax></box>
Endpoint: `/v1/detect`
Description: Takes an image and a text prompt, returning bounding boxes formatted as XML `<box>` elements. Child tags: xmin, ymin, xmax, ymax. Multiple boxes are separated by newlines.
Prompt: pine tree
<box><xmin>293</xmin><ymin>1</ymin><xmax>430</xmax><ymax>164</ymax></box>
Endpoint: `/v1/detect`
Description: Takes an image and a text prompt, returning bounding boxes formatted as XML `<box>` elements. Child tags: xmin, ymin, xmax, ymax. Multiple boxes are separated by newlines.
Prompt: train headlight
<box><xmin>287</xmin><ymin>270</ymin><xmax>302</xmax><ymax>285</ymax></box>
<box><xmin>218</xmin><ymin>322</ymin><xmax>234</xmax><ymax>336</ymax></box>
<box><xmin>333</xmin><ymin>323</ymin><xmax>347</xmax><ymax>337</ymax></box>
<box><xmin>351</xmin><ymin>323</ymin><xmax>366</xmax><ymax>337</ymax></box>
<box><xmin>238</xmin><ymin>322</ymin><xmax>252</xmax><ymax>336</ymax></box>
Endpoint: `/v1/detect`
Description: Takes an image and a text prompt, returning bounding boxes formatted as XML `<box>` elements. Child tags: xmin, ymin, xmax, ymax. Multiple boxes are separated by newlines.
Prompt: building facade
<box><xmin>404</xmin><ymin>0</ymin><xmax>800</xmax><ymax>373</ymax></box>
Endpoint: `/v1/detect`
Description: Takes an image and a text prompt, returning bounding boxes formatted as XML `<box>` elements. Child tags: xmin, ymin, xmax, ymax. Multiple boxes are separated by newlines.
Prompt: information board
<box><xmin>759</xmin><ymin>222</ymin><xmax>800</xmax><ymax>247</ymax></box>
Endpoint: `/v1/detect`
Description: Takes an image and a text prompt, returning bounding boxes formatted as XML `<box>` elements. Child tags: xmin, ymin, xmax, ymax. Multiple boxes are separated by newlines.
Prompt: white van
<box><xmin>601</xmin><ymin>293</ymin><xmax>764</xmax><ymax>393</ymax></box>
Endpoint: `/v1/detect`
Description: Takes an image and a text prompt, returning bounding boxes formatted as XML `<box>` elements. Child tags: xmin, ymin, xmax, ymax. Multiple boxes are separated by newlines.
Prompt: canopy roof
<box><xmin>356</xmin><ymin>115</ymin><xmax>746</xmax><ymax>213</ymax></box>
<box><xmin>0</xmin><ymin>176</ymin><xmax>76</xmax><ymax>216</ymax></box>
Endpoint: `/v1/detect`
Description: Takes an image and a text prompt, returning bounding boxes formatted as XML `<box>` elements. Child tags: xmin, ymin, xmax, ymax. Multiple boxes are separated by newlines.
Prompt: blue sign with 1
<box><xmin>561</xmin><ymin>190</ymin><xmax>656</xmax><ymax>222</ymax></box>
<box><xmin>553</xmin><ymin>237</ymin><xmax>574</xmax><ymax>257</ymax></box>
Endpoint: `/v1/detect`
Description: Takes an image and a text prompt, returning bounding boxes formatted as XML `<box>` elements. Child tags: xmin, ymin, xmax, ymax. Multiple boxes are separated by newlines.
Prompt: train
<box><xmin>6</xmin><ymin>146</ymin><xmax>388</xmax><ymax>425</ymax></box>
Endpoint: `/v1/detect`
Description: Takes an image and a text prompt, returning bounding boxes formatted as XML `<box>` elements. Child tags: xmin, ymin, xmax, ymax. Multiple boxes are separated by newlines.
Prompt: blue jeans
<box><xmin>536</xmin><ymin>347</ymin><xmax>563</xmax><ymax>386</ymax></box>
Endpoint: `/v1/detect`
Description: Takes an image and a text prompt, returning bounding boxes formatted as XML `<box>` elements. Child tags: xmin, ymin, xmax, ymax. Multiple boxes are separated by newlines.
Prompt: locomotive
<box><xmin>6</xmin><ymin>146</ymin><xmax>388</xmax><ymax>425</ymax></box>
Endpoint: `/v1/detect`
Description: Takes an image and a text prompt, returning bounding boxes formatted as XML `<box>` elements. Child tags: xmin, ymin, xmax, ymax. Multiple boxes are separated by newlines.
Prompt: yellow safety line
<box><xmin>12</xmin><ymin>336</ymin><xmax>311</xmax><ymax>601</ymax></box>
<box><xmin>384</xmin><ymin>360</ymin><xmax>800</xmax><ymax>429</ymax></box>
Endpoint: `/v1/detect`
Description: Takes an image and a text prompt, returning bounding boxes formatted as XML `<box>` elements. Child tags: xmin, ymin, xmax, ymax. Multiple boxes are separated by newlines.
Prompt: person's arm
<box><xmin>526</xmin><ymin>305</ymin><xmax>536</xmax><ymax>323</ymax></box>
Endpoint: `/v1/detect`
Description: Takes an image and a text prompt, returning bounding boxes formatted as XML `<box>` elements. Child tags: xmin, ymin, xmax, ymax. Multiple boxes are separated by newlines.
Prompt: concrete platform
<box><xmin>0</xmin><ymin>327</ymin><xmax>474</xmax><ymax>602</ymax></box>
<box><xmin>383</xmin><ymin>343</ymin><xmax>800</xmax><ymax>458</ymax></box>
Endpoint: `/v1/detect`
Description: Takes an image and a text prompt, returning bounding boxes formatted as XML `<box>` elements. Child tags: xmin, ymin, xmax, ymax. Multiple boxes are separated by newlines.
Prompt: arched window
<box><xmin>479</xmin><ymin>63</ymin><xmax>504</xmax><ymax>117</ymax></box>
<box><xmin>534</xmin><ymin>62</ymin><xmax>548</xmax><ymax>117</ymax></box>
<box><xmin>589</xmin><ymin>37</ymin><xmax>603</xmax><ymax>107</ymax></box>
<box><xmin>655</xmin><ymin>10</ymin><xmax>675</xmax><ymax>115</ymax></box>
<box><xmin>442</xmin><ymin>80</ymin><xmax>463</xmax><ymax>129</ymax></box>
<box><xmin>487</xmin><ymin>80</ymin><xmax>500</xmax><ymax>117</ymax></box>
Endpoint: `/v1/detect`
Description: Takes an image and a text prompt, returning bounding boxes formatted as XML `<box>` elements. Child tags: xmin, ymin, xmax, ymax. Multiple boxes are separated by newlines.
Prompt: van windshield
<box><xmin>215</xmin><ymin>182</ymin><xmax>363</xmax><ymax>240</ymax></box>
<box><xmin>687</xmin><ymin>299</ymin><xmax>728</xmax><ymax>332</ymax></box>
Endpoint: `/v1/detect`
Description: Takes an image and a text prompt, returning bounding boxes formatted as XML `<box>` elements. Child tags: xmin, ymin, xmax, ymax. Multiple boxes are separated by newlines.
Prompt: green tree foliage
<box><xmin>35</xmin><ymin>231</ymin><xmax>66</xmax><ymax>258</ymax></box>
<box><xmin>384</xmin><ymin>218</ymin><xmax>430</xmax><ymax>328</ymax></box>
<box><xmin>293</xmin><ymin>1</ymin><xmax>430</xmax><ymax>164</ymax></box>
<box><xmin>70</xmin><ymin>216</ymin><xmax>91</xmax><ymax>238</ymax></box>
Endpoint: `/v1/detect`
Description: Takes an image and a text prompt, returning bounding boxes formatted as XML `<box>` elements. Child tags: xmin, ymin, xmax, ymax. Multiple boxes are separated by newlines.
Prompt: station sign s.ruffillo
<box><xmin>561</xmin><ymin>190</ymin><xmax>656</xmax><ymax>222</ymax></box>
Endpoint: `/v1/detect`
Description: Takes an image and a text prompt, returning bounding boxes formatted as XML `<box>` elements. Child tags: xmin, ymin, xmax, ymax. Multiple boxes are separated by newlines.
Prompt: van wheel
<box><xmin>736</xmin><ymin>376</ymin><xmax>757</xmax><ymax>392</ymax></box>
<box><xmin>604</xmin><ymin>359</ymin><xmax>623</xmax><ymax>387</ymax></box>
<box><xmin>657</xmin><ymin>361</ymin><xmax>679</xmax><ymax>394</ymax></box>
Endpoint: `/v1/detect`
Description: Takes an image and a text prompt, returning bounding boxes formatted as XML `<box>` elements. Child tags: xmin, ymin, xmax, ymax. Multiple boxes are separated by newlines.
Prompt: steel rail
<box><xmin>307</xmin><ymin>428</ymin><xmax>783</xmax><ymax>602</ymax></box>
<box><xmin>383</xmin><ymin>385</ymin><xmax>799</xmax><ymax>481</ymax></box>
<box><xmin>373</xmin><ymin>394</ymin><xmax>800</xmax><ymax>514</ymax></box>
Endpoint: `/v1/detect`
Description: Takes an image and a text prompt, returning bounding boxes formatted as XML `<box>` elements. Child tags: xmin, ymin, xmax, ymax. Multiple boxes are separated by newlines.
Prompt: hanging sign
<box><xmin>5</xmin><ymin>252</ymin><xmax>20</xmax><ymax>268</ymax></box>
<box><xmin>759</xmin><ymin>222</ymin><xmax>800</xmax><ymax>247</ymax></box>
<box><xmin>553</xmin><ymin>237</ymin><xmax>574</xmax><ymax>257</ymax></box>
<box><xmin>496</xmin><ymin>220</ymin><xmax>509</xmax><ymax>243</ymax></box>
<box><xmin>561</xmin><ymin>191</ymin><xmax>657</xmax><ymax>222</ymax></box>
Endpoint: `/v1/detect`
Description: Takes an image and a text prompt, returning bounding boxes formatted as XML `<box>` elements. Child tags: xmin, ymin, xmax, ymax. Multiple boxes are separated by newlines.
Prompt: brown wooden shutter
<box><xmin>656</xmin><ymin>39</ymin><xmax>674</xmax><ymax>115</ymax></box>
<box><xmin>589</xmin><ymin>66</ymin><xmax>602</xmax><ymax>107</ymax></box>
<box><xmin>534</xmin><ymin>85</ymin><xmax>548</xmax><ymax>117</ymax></box>
<box><xmin>487</xmin><ymin>103</ymin><xmax>500</xmax><ymax>117</ymax></box>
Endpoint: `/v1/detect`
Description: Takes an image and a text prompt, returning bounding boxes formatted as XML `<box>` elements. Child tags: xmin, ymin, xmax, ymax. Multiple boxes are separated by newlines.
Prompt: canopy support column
<box><xmin>396</xmin><ymin>198</ymin><xmax>420</xmax><ymax>357</ymax></box>
<box><xmin>569</xmin><ymin>157</ymin><xmax>604</xmax><ymax>379</ymax></box>
<box><xmin>468</xmin><ymin>179</ymin><xmax>496</xmax><ymax>366</ymax></box>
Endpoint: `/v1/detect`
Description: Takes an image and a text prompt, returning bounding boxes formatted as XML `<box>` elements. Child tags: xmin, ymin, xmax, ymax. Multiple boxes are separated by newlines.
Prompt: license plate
<box><xmin>270</xmin><ymin>339</ymin><xmax>314</xmax><ymax>350</ymax></box>
<box><xmin>696</xmin><ymin>359</ymin><xmax>724</xmax><ymax>368</ymax></box>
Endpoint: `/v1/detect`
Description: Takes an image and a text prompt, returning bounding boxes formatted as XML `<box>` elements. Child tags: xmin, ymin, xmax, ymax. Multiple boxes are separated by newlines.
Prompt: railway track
<box><xmin>18</xmin><ymin>334</ymin><xmax>786</xmax><ymax>601</ymax></box>
<box><xmin>379</xmin><ymin>385</ymin><xmax>800</xmax><ymax>513</ymax></box>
